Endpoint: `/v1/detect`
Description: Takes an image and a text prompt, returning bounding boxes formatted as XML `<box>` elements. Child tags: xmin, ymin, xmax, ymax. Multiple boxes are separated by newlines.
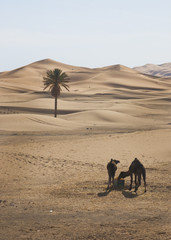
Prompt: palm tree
<box><xmin>43</xmin><ymin>68</ymin><xmax>69</xmax><ymax>118</ymax></box>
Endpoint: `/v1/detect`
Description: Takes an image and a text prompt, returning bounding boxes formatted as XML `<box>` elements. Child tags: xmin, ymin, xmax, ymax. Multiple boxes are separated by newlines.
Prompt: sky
<box><xmin>0</xmin><ymin>0</ymin><xmax>171</xmax><ymax>71</ymax></box>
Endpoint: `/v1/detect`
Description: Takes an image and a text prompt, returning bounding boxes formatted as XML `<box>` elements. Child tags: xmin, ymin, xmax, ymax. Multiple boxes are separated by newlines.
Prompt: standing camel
<box><xmin>107</xmin><ymin>159</ymin><xmax>120</xmax><ymax>189</ymax></box>
<box><xmin>118</xmin><ymin>158</ymin><xmax>146</xmax><ymax>192</ymax></box>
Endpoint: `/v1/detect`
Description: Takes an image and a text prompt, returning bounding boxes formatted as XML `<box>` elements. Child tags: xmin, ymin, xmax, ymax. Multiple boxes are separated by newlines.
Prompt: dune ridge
<box><xmin>0</xmin><ymin>58</ymin><xmax>171</xmax><ymax>133</ymax></box>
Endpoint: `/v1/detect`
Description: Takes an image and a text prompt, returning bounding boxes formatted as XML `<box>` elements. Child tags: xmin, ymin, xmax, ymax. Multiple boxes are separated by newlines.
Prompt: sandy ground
<box><xmin>0</xmin><ymin>59</ymin><xmax>171</xmax><ymax>239</ymax></box>
<box><xmin>0</xmin><ymin>130</ymin><xmax>171</xmax><ymax>240</ymax></box>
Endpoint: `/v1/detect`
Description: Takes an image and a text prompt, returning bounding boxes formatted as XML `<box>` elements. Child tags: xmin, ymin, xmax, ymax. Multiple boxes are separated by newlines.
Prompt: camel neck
<box><xmin>125</xmin><ymin>171</ymin><xmax>131</xmax><ymax>177</ymax></box>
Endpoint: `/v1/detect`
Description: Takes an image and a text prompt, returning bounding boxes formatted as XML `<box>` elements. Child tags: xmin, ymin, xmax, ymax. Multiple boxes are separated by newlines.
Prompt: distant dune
<box><xmin>0</xmin><ymin>58</ymin><xmax>171</xmax><ymax>133</ymax></box>
<box><xmin>133</xmin><ymin>62</ymin><xmax>171</xmax><ymax>78</ymax></box>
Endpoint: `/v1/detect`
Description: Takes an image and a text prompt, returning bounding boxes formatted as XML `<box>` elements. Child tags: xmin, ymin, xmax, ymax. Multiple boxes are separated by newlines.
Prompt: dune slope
<box><xmin>0</xmin><ymin>59</ymin><xmax>170</xmax><ymax>133</ymax></box>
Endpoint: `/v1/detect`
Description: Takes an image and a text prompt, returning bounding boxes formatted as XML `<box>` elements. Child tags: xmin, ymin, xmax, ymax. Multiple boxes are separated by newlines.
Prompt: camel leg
<box><xmin>112</xmin><ymin>175</ymin><xmax>115</xmax><ymax>189</ymax></box>
<box><xmin>142</xmin><ymin>168</ymin><xmax>147</xmax><ymax>192</ymax></box>
<box><xmin>107</xmin><ymin>174</ymin><xmax>111</xmax><ymax>189</ymax></box>
<box><xmin>135</xmin><ymin>174</ymin><xmax>140</xmax><ymax>192</ymax></box>
<box><xmin>134</xmin><ymin>174</ymin><xmax>137</xmax><ymax>192</ymax></box>
<box><xmin>138</xmin><ymin>174</ymin><xmax>141</xmax><ymax>186</ymax></box>
<box><xmin>144</xmin><ymin>183</ymin><xmax>147</xmax><ymax>192</ymax></box>
<box><xmin>129</xmin><ymin>174</ymin><xmax>133</xmax><ymax>191</ymax></box>
<box><xmin>134</xmin><ymin>175</ymin><xmax>137</xmax><ymax>185</ymax></box>
<box><xmin>144</xmin><ymin>180</ymin><xmax>147</xmax><ymax>192</ymax></box>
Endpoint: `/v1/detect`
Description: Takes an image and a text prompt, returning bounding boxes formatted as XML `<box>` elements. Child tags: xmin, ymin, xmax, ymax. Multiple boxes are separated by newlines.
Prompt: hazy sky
<box><xmin>0</xmin><ymin>0</ymin><xmax>171</xmax><ymax>71</ymax></box>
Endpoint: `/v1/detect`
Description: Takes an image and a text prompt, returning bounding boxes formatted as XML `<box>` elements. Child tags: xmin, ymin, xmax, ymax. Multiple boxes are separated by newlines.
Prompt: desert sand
<box><xmin>0</xmin><ymin>59</ymin><xmax>171</xmax><ymax>240</ymax></box>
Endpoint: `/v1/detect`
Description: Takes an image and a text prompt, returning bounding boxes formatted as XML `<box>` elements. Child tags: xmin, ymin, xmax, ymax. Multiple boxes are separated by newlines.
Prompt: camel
<box><xmin>118</xmin><ymin>158</ymin><xmax>146</xmax><ymax>192</ymax></box>
<box><xmin>107</xmin><ymin>159</ymin><xmax>120</xmax><ymax>189</ymax></box>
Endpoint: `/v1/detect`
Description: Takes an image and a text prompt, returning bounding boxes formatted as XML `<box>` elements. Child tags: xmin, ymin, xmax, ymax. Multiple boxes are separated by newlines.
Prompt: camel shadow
<box><xmin>97</xmin><ymin>185</ymin><xmax>125</xmax><ymax>197</ymax></box>
<box><xmin>122</xmin><ymin>190</ymin><xmax>145</xmax><ymax>198</ymax></box>
<box><xmin>97</xmin><ymin>188</ymin><xmax>112</xmax><ymax>197</ymax></box>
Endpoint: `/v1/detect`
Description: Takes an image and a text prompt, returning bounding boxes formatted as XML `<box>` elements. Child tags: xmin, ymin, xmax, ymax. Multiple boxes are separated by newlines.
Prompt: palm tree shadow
<box><xmin>122</xmin><ymin>190</ymin><xmax>145</xmax><ymax>198</ymax></box>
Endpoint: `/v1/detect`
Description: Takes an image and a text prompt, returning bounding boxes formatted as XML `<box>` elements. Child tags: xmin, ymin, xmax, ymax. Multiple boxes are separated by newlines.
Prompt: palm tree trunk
<box><xmin>54</xmin><ymin>96</ymin><xmax>57</xmax><ymax>118</ymax></box>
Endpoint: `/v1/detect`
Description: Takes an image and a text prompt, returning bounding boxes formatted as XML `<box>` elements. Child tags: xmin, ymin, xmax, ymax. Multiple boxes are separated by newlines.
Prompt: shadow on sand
<box><xmin>97</xmin><ymin>186</ymin><xmax>146</xmax><ymax>198</ymax></box>
<box><xmin>97</xmin><ymin>188</ymin><xmax>112</xmax><ymax>197</ymax></box>
<box><xmin>97</xmin><ymin>185</ymin><xmax>124</xmax><ymax>197</ymax></box>
<box><xmin>122</xmin><ymin>190</ymin><xmax>146</xmax><ymax>198</ymax></box>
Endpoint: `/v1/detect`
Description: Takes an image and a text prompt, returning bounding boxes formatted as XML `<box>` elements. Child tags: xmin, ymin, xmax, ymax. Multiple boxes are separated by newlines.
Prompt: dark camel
<box><xmin>118</xmin><ymin>158</ymin><xmax>146</xmax><ymax>192</ymax></box>
<box><xmin>107</xmin><ymin>159</ymin><xmax>120</xmax><ymax>189</ymax></box>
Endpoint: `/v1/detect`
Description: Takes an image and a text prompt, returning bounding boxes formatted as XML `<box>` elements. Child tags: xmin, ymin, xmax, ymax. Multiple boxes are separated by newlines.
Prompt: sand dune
<box><xmin>62</xmin><ymin>109</ymin><xmax>157</xmax><ymax>130</ymax></box>
<box><xmin>0</xmin><ymin>113</ymin><xmax>85</xmax><ymax>132</ymax></box>
<box><xmin>0</xmin><ymin>58</ymin><xmax>170</xmax><ymax>133</ymax></box>
<box><xmin>0</xmin><ymin>59</ymin><xmax>171</xmax><ymax>239</ymax></box>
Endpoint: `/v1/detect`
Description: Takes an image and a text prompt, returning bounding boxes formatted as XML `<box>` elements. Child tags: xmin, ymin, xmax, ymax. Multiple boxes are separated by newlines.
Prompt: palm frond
<box><xmin>61</xmin><ymin>82</ymin><xmax>70</xmax><ymax>91</ymax></box>
<box><xmin>43</xmin><ymin>68</ymin><xmax>70</xmax><ymax>94</ymax></box>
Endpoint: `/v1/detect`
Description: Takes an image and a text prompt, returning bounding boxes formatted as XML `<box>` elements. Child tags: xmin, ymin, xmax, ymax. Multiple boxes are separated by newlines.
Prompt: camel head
<box><xmin>111</xmin><ymin>159</ymin><xmax>120</xmax><ymax>165</ymax></box>
<box><xmin>118</xmin><ymin>171</ymin><xmax>130</xmax><ymax>180</ymax></box>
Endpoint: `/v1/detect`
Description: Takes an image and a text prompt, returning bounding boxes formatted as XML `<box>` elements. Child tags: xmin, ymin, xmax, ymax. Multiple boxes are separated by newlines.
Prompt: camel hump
<box><xmin>129</xmin><ymin>158</ymin><xmax>144</xmax><ymax>172</ymax></box>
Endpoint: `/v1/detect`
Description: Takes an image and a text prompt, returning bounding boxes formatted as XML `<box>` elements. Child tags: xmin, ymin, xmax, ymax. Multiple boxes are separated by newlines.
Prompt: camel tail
<box><xmin>142</xmin><ymin>166</ymin><xmax>147</xmax><ymax>192</ymax></box>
